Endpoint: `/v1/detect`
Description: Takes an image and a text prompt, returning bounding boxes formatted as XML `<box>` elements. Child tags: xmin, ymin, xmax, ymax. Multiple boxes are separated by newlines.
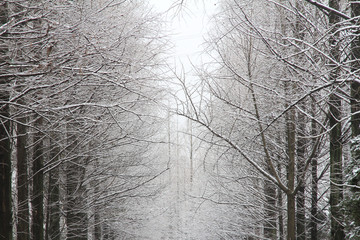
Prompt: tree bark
<box><xmin>0</xmin><ymin>2</ymin><xmax>12</xmax><ymax>239</ymax></box>
<box><xmin>287</xmin><ymin>193</ymin><xmax>296</xmax><ymax>240</ymax></box>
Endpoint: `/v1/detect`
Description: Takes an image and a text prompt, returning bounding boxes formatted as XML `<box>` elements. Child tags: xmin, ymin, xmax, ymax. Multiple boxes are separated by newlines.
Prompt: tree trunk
<box><xmin>94</xmin><ymin>207</ymin><xmax>101</xmax><ymax>239</ymax></box>
<box><xmin>310</xmin><ymin>101</ymin><xmax>318</xmax><ymax>240</ymax></box>
<box><xmin>286</xmin><ymin>105</ymin><xmax>296</xmax><ymax>240</ymax></box>
<box><xmin>92</xmin><ymin>159</ymin><xmax>102</xmax><ymax>240</ymax></box>
<box><xmin>66</xmin><ymin>163</ymin><xmax>88</xmax><ymax>240</ymax></box>
<box><xmin>287</xmin><ymin>193</ymin><xmax>296</xmax><ymax>240</ymax></box>
<box><xmin>349</xmin><ymin>0</ymin><xmax>360</xmax><ymax>234</ymax></box>
<box><xmin>278</xmin><ymin>162</ymin><xmax>284</xmax><ymax>240</ymax></box>
<box><xmin>32</xmin><ymin>116</ymin><xmax>44</xmax><ymax>240</ymax></box>
<box><xmin>296</xmin><ymin>103</ymin><xmax>306</xmax><ymax>240</ymax></box>
<box><xmin>293</xmin><ymin>3</ymin><xmax>307</xmax><ymax>237</ymax></box>
<box><xmin>328</xmin><ymin>1</ymin><xmax>345</xmax><ymax>239</ymax></box>
<box><xmin>0</xmin><ymin>2</ymin><xmax>12</xmax><ymax>239</ymax></box>
<box><xmin>66</xmin><ymin>133</ymin><xmax>88</xmax><ymax>240</ymax></box>
<box><xmin>285</xmin><ymin>75</ymin><xmax>296</xmax><ymax>240</ymax></box>
<box><xmin>17</xmin><ymin>117</ymin><xmax>29</xmax><ymax>240</ymax></box>
<box><xmin>46</xmin><ymin>169</ymin><xmax>60</xmax><ymax>240</ymax></box>
<box><xmin>245</xmin><ymin>37</ymin><xmax>278</xmax><ymax>239</ymax></box>
<box><xmin>46</xmin><ymin>139</ymin><xmax>60</xmax><ymax>240</ymax></box>
<box><xmin>329</xmin><ymin>93</ymin><xmax>344</xmax><ymax>240</ymax></box>
<box><xmin>264</xmin><ymin>178</ymin><xmax>277</xmax><ymax>239</ymax></box>
<box><xmin>350</xmin><ymin>2</ymin><xmax>360</xmax><ymax>136</ymax></box>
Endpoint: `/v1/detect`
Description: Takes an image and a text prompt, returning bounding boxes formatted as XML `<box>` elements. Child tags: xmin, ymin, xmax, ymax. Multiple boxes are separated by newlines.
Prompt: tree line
<box><xmin>2</xmin><ymin>0</ymin><xmax>360</xmax><ymax>239</ymax></box>
<box><xmin>176</xmin><ymin>0</ymin><xmax>360</xmax><ymax>239</ymax></box>
<box><xmin>0</xmin><ymin>0</ymin><xmax>167</xmax><ymax>239</ymax></box>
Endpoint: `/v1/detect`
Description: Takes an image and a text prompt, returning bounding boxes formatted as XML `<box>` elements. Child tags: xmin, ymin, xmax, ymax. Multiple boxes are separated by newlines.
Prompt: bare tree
<box><xmin>175</xmin><ymin>1</ymin><xmax>343</xmax><ymax>239</ymax></box>
<box><xmin>1</xmin><ymin>0</ymin><xmax>169</xmax><ymax>239</ymax></box>
<box><xmin>0</xmin><ymin>2</ymin><xmax>12</xmax><ymax>239</ymax></box>
<box><xmin>347</xmin><ymin>1</ymin><xmax>360</xmax><ymax>239</ymax></box>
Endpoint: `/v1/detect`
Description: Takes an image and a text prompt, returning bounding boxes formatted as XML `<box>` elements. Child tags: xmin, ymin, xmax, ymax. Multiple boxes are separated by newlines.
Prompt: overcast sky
<box><xmin>150</xmin><ymin>0</ymin><xmax>217</xmax><ymax>63</ymax></box>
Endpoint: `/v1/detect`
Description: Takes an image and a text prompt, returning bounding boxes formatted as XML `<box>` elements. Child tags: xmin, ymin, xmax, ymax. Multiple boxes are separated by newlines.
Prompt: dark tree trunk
<box><xmin>65</xmin><ymin>133</ymin><xmax>88</xmax><ymax>240</ymax></box>
<box><xmin>329</xmin><ymin>93</ymin><xmax>344</xmax><ymax>240</ymax></box>
<box><xmin>278</xmin><ymin>163</ymin><xmax>284</xmax><ymax>240</ymax></box>
<box><xmin>93</xmin><ymin>179</ymin><xmax>102</xmax><ymax>240</ymax></box>
<box><xmin>94</xmin><ymin>210</ymin><xmax>101</xmax><ymax>240</ymax></box>
<box><xmin>285</xmin><ymin>80</ymin><xmax>296</xmax><ymax>240</ymax></box>
<box><xmin>32</xmin><ymin>116</ymin><xmax>44</xmax><ymax>240</ymax></box>
<box><xmin>46</xmin><ymin>169</ymin><xmax>60</xmax><ymax>240</ymax></box>
<box><xmin>349</xmin><ymin>0</ymin><xmax>360</xmax><ymax>234</ymax></box>
<box><xmin>0</xmin><ymin>2</ymin><xmax>12</xmax><ymax>239</ymax></box>
<box><xmin>350</xmin><ymin>2</ymin><xmax>360</xmax><ymax>131</ymax></box>
<box><xmin>0</xmin><ymin>105</ymin><xmax>12</xmax><ymax>240</ymax></box>
<box><xmin>17</xmin><ymin>117</ymin><xmax>29</xmax><ymax>240</ymax></box>
<box><xmin>46</xmin><ymin>139</ymin><xmax>60</xmax><ymax>240</ymax></box>
<box><xmin>296</xmin><ymin>103</ymin><xmax>306</xmax><ymax>240</ymax></box>
<box><xmin>310</xmin><ymin>101</ymin><xmax>318</xmax><ymax>240</ymax></box>
<box><xmin>286</xmin><ymin>112</ymin><xmax>296</xmax><ymax>240</ymax></box>
<box><xmin>287</xmin><ymin>193</ymin><xmax>296</xmax><ymax>240</ymax></box>
<box><xmin>328</xmin><ymin>1</ymin><xmax>345</xmax><ymax>239</ymax></box>
<box><xmin>66</xmin><ymin>160</ymin><xmax>88</xmax><ymax>240</ymax></box>
<box><xmin>103</xmin><ymin>223</ymin><xmax>116</xmax><ymax>240</ymax></box>
<box><xmin>264</xmin><ymin>177</ymin><xmax>277</xmax><ymax>239</ymax></box>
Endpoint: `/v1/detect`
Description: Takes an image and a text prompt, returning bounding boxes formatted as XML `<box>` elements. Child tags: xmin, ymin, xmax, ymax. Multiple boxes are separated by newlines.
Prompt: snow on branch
<box><xmin>305</xmin><ymin>0</ymin><xmax>351</xmax><ymax>20</ymax></box>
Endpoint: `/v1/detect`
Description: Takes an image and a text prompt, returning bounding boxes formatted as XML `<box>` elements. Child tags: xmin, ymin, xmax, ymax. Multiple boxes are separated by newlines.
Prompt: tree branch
<box><xmin>304</xmin><ymin>0</ymin><xmax>351</xmax><ymax>20</ymax></box>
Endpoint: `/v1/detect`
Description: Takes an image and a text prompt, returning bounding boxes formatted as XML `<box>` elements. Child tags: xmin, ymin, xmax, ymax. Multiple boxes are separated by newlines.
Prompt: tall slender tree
<box><xmin>17</xmin><ymin>114</ymin><xmax>29</xmax><ymax>240</ymax></box>
<box><xmin>285</xmin><ymin>81</ymin><xmax>296</xmax><ymax>240</ymax></box>
<box><xmin>32</xmin><ymin>116</ymin><xmax>44</xmax><ymax>240</ymax></box>
<box><xmin>294</xmin><ymin>4</ymin><xmax>307</xmax><ymax>239</ymax></box>
<box><xmin>45</xmin><ymin>136</ymin><xmax>60</xmax><ymax>240</ymax></box>
<box><xmin>347</xmin><ymin>0</ymin><xmax>360</xmax><ymax>237</ymax></box>
<box><xmin>310</xmin><ymin>100</ymin><xmax>319</xmax><ymax>240</ymax></box>
<box><xmin>14</xmin><ymin>3</ymin><xmax>30</xmax><ymax>238</ymax></box>
<box><xmin>0</xmin><ymin>2</ymin><xmax>12</xmax><ymax>239</ymax></box>
<box><xmin>328</xmin><ymin>0</ymin><xmax>345</xmax><ymax>239</ymax></box>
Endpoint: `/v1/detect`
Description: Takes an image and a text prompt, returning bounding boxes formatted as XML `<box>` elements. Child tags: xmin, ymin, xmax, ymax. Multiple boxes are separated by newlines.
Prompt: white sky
<box><xmin>149</xmin><ymin>0</ymin><xmax>218</xmax><ymax>118</ymax></box>
<box><xmin>150</xmin><ymin>0</ymin><xmax>217</xmax><ymax>66</ymax></box>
